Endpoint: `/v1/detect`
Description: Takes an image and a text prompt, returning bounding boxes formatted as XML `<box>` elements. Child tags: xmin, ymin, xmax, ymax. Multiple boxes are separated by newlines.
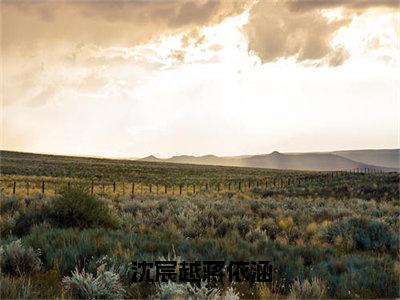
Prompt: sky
<box><xmin>1</xmin><ymin>0</ymin><xmax>399</xmax><ymax>158</ymax></box>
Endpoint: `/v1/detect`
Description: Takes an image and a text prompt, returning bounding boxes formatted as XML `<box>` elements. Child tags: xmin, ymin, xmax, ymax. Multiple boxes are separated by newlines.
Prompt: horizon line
<box><xmin>1</xmin><ymin>147</ymin><xmax>398</xmax><ymax>161</ymax></box>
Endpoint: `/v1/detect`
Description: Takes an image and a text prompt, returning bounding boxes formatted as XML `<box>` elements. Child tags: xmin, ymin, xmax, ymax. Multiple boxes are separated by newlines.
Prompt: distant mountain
<box><xmin>241</xmin><ymin>152</ymin><xmax>372</xmax><ymax>171</ymax></box>
<box><xmin>166</xmin><ymin>155</ymin><xmax>241</xmax><ymax>166</ymax></box>
<box><xmin>136</xmin><ymin>149</ymin><xmax>399</xmax><ymax>172</ymax></box>
<box><xmin>333</xmin><ymin>149</ymin><xmax>399</xmax><ymax>169</ymax></box>
<box><xmin>139</xmin><ymin>155</ymin><xmax>163</xmax><ymax>162</ymax></box>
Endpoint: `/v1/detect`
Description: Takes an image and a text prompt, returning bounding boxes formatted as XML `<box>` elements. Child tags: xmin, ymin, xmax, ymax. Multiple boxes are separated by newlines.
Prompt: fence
<box><xmin>0</xmin><ymin>168</ymin><xmax>387</xmax><ymax>197</ymax></box>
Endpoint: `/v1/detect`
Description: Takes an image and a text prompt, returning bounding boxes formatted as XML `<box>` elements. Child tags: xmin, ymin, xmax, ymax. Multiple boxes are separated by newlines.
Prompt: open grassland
<box><xmin>0</xmin><ymin>151</ymin><xmax>399</xmax><ymax>299</ymax></box>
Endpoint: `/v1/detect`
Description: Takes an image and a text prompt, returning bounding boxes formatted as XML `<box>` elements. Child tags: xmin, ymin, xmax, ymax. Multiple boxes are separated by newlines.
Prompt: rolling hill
<box><xmin>333</xmin><ymin>149</ymin><xmax>399</xmax><ymax>169</ymax></box>
<box><xmin>138</xmin><ymin>149</ymin><xmax>399</xmax><ymax>172</ymax></box>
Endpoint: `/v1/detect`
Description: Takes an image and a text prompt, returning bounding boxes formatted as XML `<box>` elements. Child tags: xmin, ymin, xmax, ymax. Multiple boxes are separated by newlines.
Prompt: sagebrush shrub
<box><xmin>49</xmin><ymin>185</ymin><xmax>119</xmax><ymax>229</ymax></box>
<box><xmin>289</xmin><ymin>277</ymin><xmax>326</xmax><ymax>299</ymax></box>
<box><xmin>313</xmin><ymin>255</ymin><xmax>398</xmax><ymax>298</ymax></box>
<box><xmin>0</xmin><ymin>239</ymin><xmax>42</xmax><ymax>276</ymax></box>
<box><xmin>223</xmin><ymin>287</ymin><xmax>240</xmax><ymax>300</ymax></box>
<box><xmin>157</xmin><ymin>280</ymin><xmax>220</xmax><ymax>300</ymax></box>
<box><xmin>157</xmin><ymin>281</ymin><xmax>187</xmax><ymax>299</ymax></box>
<box><xmin>62</xmin><ymin>267</ymin><xmax>126</xmax><ymax>299</ymax></box>
<box><xmin>261</xmin><ymin>221</ymin><xmax>280</xmax><ymax>241</ymax></box>
<box><xmin>0</xmin><ymin>196</ymin><xmax>22</xmax><ymax>214</ymax></box>
<box><xmin>236</xmin><ymin>219</ymin><xmax>251</xmax><ymax>237</ymax></box>
<box><xmin>215</xmin><ymin>220</ymin><xmax>234</xmax><ymax>237</ymax></box>
<box><xmin>324</xmin><ymin>217</ymin><xmax>397</xmax><ymax>252</ymax></box>
<box><xmin>0</xmin><ymin>214</ymin><xmax>16</xmax><ymax>238</ymax></box>
<box><xmin>14</xmin><ymin>206</ymin><xmax>50</xmax><ymax>236</ymax></box>
<box><xmin>186</xmin><ymin>280</ymin><xmax>220</xmax><ymax>299</ymax></box>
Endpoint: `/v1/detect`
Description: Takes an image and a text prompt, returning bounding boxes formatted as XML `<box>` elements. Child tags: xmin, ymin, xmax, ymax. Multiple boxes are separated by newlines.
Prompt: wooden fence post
<box><xmin>165</xmin><ymin>184</ymin><xmax>167</xmax><ymax>194</ymax></box>
<box><xmin>238</xmin><ymin>182</ymin><xmax>242</xmax><ymax>192</ymax></box>
<box><xmin>149</xmin><ymin>184</ymin><xmax>152</xmax><ymax>194</ymax></box>
<box><xmin>193</xmin><ymin>184</ymin><xmax>196</xmax><ymax>194</ymax></box>
<box><xmin>217</xmin><ymin>183</ymin><xmax>220</xmax><ymax>192</ymax></box>
<box><xmin>42</xmin><ymin>180</ymin><xmax>45</xmax><ymax>194</ymax></box>
<box><xmin>131</xmin><ymin>182</ymin><xmax>135</xmax><ymax>195</ymax></box>
<box><xmin>113</xmin><ymin>182</ymin><xmax>116</xmax><ymax>193</ymax></box>
<box><xmin>13</xmin><ymin>181</ymin><xmax>16</xmax><ymax>194</ymax></box>
<box><xmin>91</xmin><ymin>180</ymin><xmax>94</xmax><ymax>195</ymax></box>
<box><xmin>228</xmin><ymin>182</ymin><xmax>231</xmax><ymax>191</ymax></box>
<box><xmin>122</xmin><ymin>182</ymin><xmax>125</xmax><ymax>195</ymax></box>
<box><xmin>179</xmin><ymin>184</ymin><xmax>182</xmax><ymax>195</ymax></box>
<box><xmin>26</xmin><ymin>181</ymin><xmax>29</xmax><ymax>196</ymax></box>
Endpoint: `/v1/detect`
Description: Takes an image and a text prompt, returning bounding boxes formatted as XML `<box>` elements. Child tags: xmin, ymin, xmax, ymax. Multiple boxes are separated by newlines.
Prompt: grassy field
<box><xmin>0</xmin><ymin>151</ymin><xmax>399</xmax><ymax>299</ymax></box>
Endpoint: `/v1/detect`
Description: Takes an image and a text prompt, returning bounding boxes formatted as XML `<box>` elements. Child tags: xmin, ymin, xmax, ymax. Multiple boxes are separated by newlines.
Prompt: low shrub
<box><xmin>312</xmin><ymin>255</ymin><xmax>399</xmax><ymax>298</ymax></box>
<box><xmin>261</xmin><ymin>221</ymin><xmax>280</xmax><ymax>241</ymax></box>
<box><xmin>14</xmin><ymin>206</ymin><xmax>49</xmax><ymax>236</ymax></box>
<box><xmin>24</xmin><ymin>226</ymin><xmax>137</xmax><ymax>274</ymax></box>
<box><xmin>215</xmin><ymin>220</ymin><xmax>234</xmax><ymax>238</ymax></box>
<box><xmin>62</xmin><ymin>267</ymin><xmax>126</xmax><ymax>299</ymax></box>
<box><xmin>0</xmin><ymin>214</ymin><xmax>16</xmax><ymax>239</ymax></box>
<box><xmin>323</xmin><ymin>217</ymin><xmax>397</xmax><ymax>252</ymax></box>
<box><xmin>289</xmin><ymin>277</ymin><xmax>326</xmax><ymax>299</ymax></box>
<box><xmin>157</xmin><ymin>280</ymin><xmax>219</xmax><ymax>299</ymax></box>
<box><xmin>236</xmin><ymin>219</ymin><xmax>251</xmax><ymax>237</ymax></box>
<box><xmin>223</xmin><ymin>286</ymin><xmax>240</xmax><ymax>300</ymax></box>
<box><xmin>0</xmin><ymin>239</ymin><xmax>42</xmax><ymax>276</ymax></box>
<box><xmin>0</xmin><ymin>196</ymin><xmax>22</xmax><ymax>214</ymax></box>
<box><xmin>157</xmin><ymin>281</ymin><xmax>187</xmax><ymax>299</ymax></box>
<box><xmin>186</xmin><ymin>280</ymin><xmax>220</xmax><ymax>299</ymax></box>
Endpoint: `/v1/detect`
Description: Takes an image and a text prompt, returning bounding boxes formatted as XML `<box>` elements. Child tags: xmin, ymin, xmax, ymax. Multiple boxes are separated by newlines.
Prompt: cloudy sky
<box><xmin>1</xmin><ymin>0</ymin><xmax>399</xmax><ymax>158</ymax></box>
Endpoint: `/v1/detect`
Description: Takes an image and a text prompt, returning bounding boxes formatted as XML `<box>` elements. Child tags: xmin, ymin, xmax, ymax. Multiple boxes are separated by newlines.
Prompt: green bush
<box><xmin>323</xmin><ymin>217</ymin><xmax>397</xmax><ymax>252</ymax></box>
<box><xmin>313</xmin><ymin>255</ymin><xmax>398</xmax><ymax>298</ymax></box>
<box><xmin>0</xmin><ymin>239</ymin><xmax>42</xmax><ymax>276</ymax></box>
<box><xmin>14</xmin><ymin>206</ymin><xmax>50</xmax><ymax>236</ymax></box>
<box><xmin>49</xmin><ymin>185</ymin><xmax>119</xmax><ymax>229</ymax></box>
<box><xmin>24</xmin><ymin>226</ymin><xmax>137</xmax><ymax>274</ymax></box>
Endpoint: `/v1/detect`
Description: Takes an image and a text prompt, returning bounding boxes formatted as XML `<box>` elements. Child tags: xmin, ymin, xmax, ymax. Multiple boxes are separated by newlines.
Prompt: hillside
<box><xmin>137</xmin><ymin>149</ymin><xmax>399</xmax><ymax>172</ymax></box>
<box><xmin>333</xmin><ymin>149</ymin><xmax>399</xmax><ymax>169</ymax></box>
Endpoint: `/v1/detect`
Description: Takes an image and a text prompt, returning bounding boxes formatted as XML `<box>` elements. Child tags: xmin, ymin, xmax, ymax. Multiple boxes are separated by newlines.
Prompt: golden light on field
<box><xmin>1</xmin><ymin>1</ymin><xmax>399</xmax><ymax>158</ymax></box>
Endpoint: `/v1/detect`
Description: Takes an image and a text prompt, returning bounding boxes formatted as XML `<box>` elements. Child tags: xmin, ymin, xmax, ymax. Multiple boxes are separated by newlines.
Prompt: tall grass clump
<box><xmin>0</xmin><ymin>275</ymin><xmax>33</xmax><ymax>299</ymax></box>
<box><xmin>49</xmin><ymin>185</ymin><xmax>119</xmax><ymax>229</ymax></box>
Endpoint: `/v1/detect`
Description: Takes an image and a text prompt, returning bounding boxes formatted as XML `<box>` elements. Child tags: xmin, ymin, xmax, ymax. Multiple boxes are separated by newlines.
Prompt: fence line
<box><xmin>0</xmin><ymin>168</ymin><xmax>388</xmax><ymax>197</ymax></box>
